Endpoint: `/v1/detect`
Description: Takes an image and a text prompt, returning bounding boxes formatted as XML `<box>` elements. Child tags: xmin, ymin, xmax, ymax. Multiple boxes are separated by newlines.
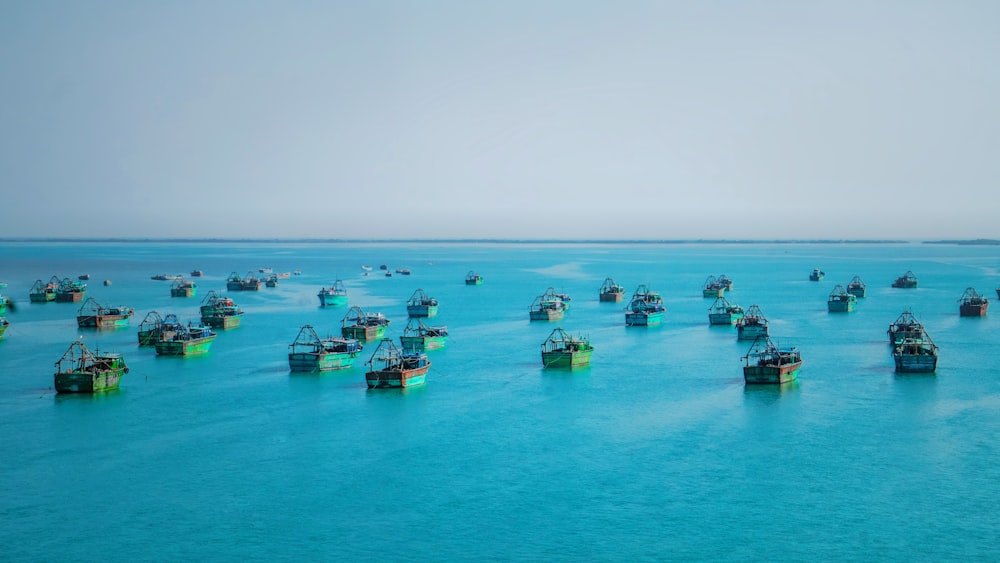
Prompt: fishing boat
<box><xmin>540</xmin><ymin>327</ymin><xmax>594</xmax><ymax>369</ymax></box>
<box><xmin>809</xmin><ymin>268</ymin><xmax>825</xmax><ymax>281</ymax></box>
<box><xmin>598</xmin><ymin>277</ymin><xmax>626</xmax><ymax>302</ymax></box>
<box><xmin>892</xmin><ymin>270</ymin><xmax>918</xmax><ymax>288</ymax></box>
<box><xmin>55</xmin><ymin>277</ymin><xmax>86</xmax><ymax>302</ymax></box>
<box><xmin>399</xmin><ymin>319</ymin><xmax>449</xmax><ymax>353</ymax></box>
<box><xmin>399</xmin><ymin>269</ymin><xmax>411</xmax><ymax>276</ymax></box>
<box><xmin>365</xmin><ymin>339</ymin><xmax>431</xmax><ymax>389</ymax></box>
<box><xmin>958</xmin><ymin>287</ymin><xmax>989</xmax><ymax>317</ymax></box>
<box><xmin>736</xmin><ymin>304</ymin><xmax>769</xmax><ymax>341</ymax></box>
<box><xmin>259</xmin><ymin>267</ymin><xmax>272</xmax><ymax>274</ymax></box>
<box><xmin>190</xmin><ymin>270</ymin><xmax>204</xmax><ymax>277</ymax></box>
<box><xmin>542</xmin><ymin>287</ymin><xmax>572</xmax><ymax>309</ymax></box>
<box><xmin>226</xmin><ymin>271</ymin><xmax>244</xmax><ymax>290</ymax></box>
<box><xmin>276</xmin><ymin>272</ymin><xmax>291</xmax><ymax>279</ymax></box>
<box><xmin>287</xmin><ymin>325</ymin><xmax>363</xmax><ymax>371</ymax></box>
<box><xmin>226</xmin><ymin>271</ymin><xmax>262</xmax><ymax>291</ymax></box>
<box><xmin>78</xmin><ymin>274</ymin><xmax>90</xmax><ymax>281</ymax></box>
<box><xmin>379</xmin><ymin>265</ymin><xmax>389</xmax><ymax>271</ymax></box>
<box><xmin>529</xmin><ymin>294</ymin><xmax>567</xmax><ymax>321</ymax></box>
<box><xmin>385</xmin><ymin>271</ymin><xmax>392</xmax><ymax>277</ymax></box>
<box><xmin>406</xmin><ymin>288</ymin><xmax>439</xmax><ymax>318</ymax></box>
<box><xmin>827</xmin><ymin>285</ymin><xmax>857</xmax><ymax>313</ymax></box>
<box><xmin>0</xmin><ymin>317</ymin><xmax>8</xmax><ymax>341</ymax></box>
<box><xmin>170</xmin><ymin>278</ymin><xmax>197</xmax><ymax>298</ymax></box>
<box><xmin>341</xmin><ymin>306</ymin><xmax>391</xmax><ymax>340</ymax></box>
<box><xmin>708</xmin><ymin>296</ymin><xmax>744</xmax><ymax>325</ymax></box>
<box><xmin>893</xmin><ymin>332</ymin><xmax>938</xmax><ymax>373</ymax></box>
<box><xmin>703</xmin><ymin>275</ymin><xmax>726</xmax><ymax>298</ymax></box>
<box><xmin>361</xmin><ymin>265</ymin><xmax>373</xmax><ymax>272</ymax></box>
<box><xmin>155</xmin><ymin>323</ymin><xmax>217</xmax><ymax>356</ymax></box>
<box><xmin>293</xmin><ymin>270</ymin><xmax>302</xmax><ymax>276</ymax></box>
<box><xmin>887</xmin><ymin>310</ymin><xmax>924</xmax><ymax>346</ymax></box>
<box><xmin>0</xmin><ymin>294</ymin><xmax>9</xmax><ymax>315</ymax></box>
<box><xmin>29</xmin><ymin>277</ymin><xmax>59</xmax><ymax>302</ymax></box>
<box><xmin>465</xmin><ymin>271</ymin><xmax>484</xmax><ymax>285</ymax></box>
<box><xmin>846</xmin><ymin>276</ymin><xmax>867</xmax><ymax>298</ymax></box>
<box><xmin>742</xmin><ymin>336</ymin><xmax>802</xmax><ymax>385</ymax></box>
<box><xmin>625</xmin><ymin>284</ymin><xmax>666</xmax><ymax>326</ymax></box>
<box><xmin>150</xmin><ymin>273</ymin><xmax>183</xmax><ymax>281</ymax></box>
<box><xmin>317</xmin><ymin>280</ymin><xmax>349</xmax><ymax>307</ymax></box>
<box><xmin>53</xmin><ymin>340</ymin><xmax>128</xmax><ymax>393</ymax></box>
<box><xmin>718</xmin><ymin>274</ymin><xmax>734</xmax><ymax>291</ymax></box>
<box><xmin>199</xmin><ymin>291</ymin><xmax>244</xmax><ymax>329</ymax></box>
<box><xmin>264</xmin><ymin>274</ymin><xmax>279</xmax><ymax>288</ymax></box>
<box><xmin>76</xmin><ymin>298</ymin><xmax>134</xmax><ymax>329</ymax></box>
<box><xmin>137</xmin><ymin>311</ymin><xmax>169</xmax><ymax>345</ymax></box>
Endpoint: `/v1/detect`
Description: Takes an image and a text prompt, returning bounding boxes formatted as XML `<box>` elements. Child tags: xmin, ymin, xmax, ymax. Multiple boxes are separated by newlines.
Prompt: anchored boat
<box><xmin>155</xmin><ymin>323</ymin><xmax>217</xmax><ymax>356</ymax></box>
<box><xmin>958</xmin><ymin>287</ymin><xmax>989</xmax><ymax>317</ymax></box>
<box><xmin>263</xmin><ymin>274</ymin><xmax>279</xmax><ymax>288</ymax></box>
<box><xmin>137</xmin><ymin>311</ymin><xmax>173</xmax><ymax>346</ymax></box>
<box><xmin>341</xmin><ymin>306</ymin><xmax>391</xmax><ymax>340</ymax></box>
<box><xmin>827</xmin><ymin>285</ymin><xmax>857</xmax><ymax>313</ymax></box>
<box><xmin>150</xmin><ymin>273</ymin><xmax>182</xmax><ymax>281</ymax></box>
<box><xmin>226</xmin><ymin>271</ymin><xmax>262</xmax><ymax>291</ymax></box>
<box><xmin>888</xmin><ymin>310</ymin><xmax>924</xmax><ymax>346</ymax></box>
<box><xmin>0</xmin><ymin>317</ymin><xmax>8</xmax><ymax>341</ymax></box>
<box><xmin>717</xmin><ymin>274</ymin><xmax>734</xmax><ymax>291</ymax></box>
<box><xmin>29</xmin><ymin>277</ymin><xmax>59</xmax><ymax>303</ymax></box>
<box><xmin>199</xmin><ymin>291</ymin><xmax>244</xmax><ymax>329</ymax></box>
<box><xmin>742</xmin><ymin>336</ymin><xmax>802</xmax><ymax>385</ymax></box>
<box><xmin>846</xmin><ymin>276</ymin><xmax>867</xmax><ymax>298</ymax></box>
<box><xmin>599</xmin><ymin>277</ymin><xmax>626</xmax><ymax>302</ymax></box>
<box><xmin>540</xmin><ymin>327</ymin><xmax>593</xmax><ymax>369</ymax></box>
<box><xmin>53</xmin><ymin>341</ymin><xmax>128</xmax><ymax>393</ymax></box>
<box><xmin>76</xmin><ymin>298</ymin><xmax>134</xmax><ymax>329</ymax></box>
<box><xmin>736</xmin><ymin>304</ymin><xmax>769</xmax><ymax>341</ymax></box>
<box><xmin>529</xmin><ymin>294</ymin><xmax>567</xmax><ymax>321</ymax></box>
<box><xmin>465</xmin><ymin>271</ymin><xmax>484</xmax><ymax>285</ymax></box>
<box><xmin>625</xmin><ymin>284</ymin><xmax>666</xmax><ymax>326</ymax></box>
<box><xmin>400</xmin><ymin>319</ymin><xmax>448</xmax><ymax>353</ymax></box>
<box><xmin>55</xmin><ymin>277</ymin><xmax>87</xmax><ymax>302</ymax></box>
<box><xmin>406</xmin><ymin>288</ymin><xmax>439</xmax><ymax>318</ymax></box>
<box><xmin>894</xmin><ymin>331</ymin><xmax>938</xmax><ymax>373</ymax></box>
<box><xmin>809</xmin><ymin>268</ymin><xmax>825</xmax><ymax>281</ymax></box>
<box><xmin>170</xmin><ymin>278</ymin><xmax>197</xmax><ymax>298</ymax></box>
<box><xmin>892</xmin><ymin>270</ymin><xmax>918</xmax><ymax>288</ymax></box>
<box><xmin>190</xmin><ymin>270</ymin><xmax>204</xmax><ymax>277</ymax></box>
<box><xmin>708</xmin><ymin>296</ymin><xmax>744</xmax><ymax>325</ymax></box>
<box><xmin>703</xmin><ymin>275</ymin><xmax>726</xmax><ymax>298</ymax></box>
<box><xmin>365</xmin><ymin>339</ymin><xmax>430</xmax><ymax>389</ymax></box>
<box><xmin>288</xmin><ymin>325</ymin><xmax>363</xmax><ymax>371</ymax></box>
<box><xmin>318</xmin><ymin>280</ymin><xmax>349</xmax><ymax>307</ymax></box>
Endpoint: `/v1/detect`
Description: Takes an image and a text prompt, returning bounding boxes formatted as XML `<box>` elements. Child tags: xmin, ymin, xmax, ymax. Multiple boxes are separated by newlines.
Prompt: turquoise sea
<box><xmin>2</xmin><ymin>241</ymin><xmax>999</xmax><ymax>561</ymax></box>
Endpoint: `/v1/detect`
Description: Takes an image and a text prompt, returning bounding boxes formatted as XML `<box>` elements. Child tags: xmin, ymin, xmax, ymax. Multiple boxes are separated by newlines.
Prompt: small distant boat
<box><xmin>264</xmin><ymin>274</ymin><xmax>279</xmax><ymax>288</ymax></box>
<box><xmin>465</xmin><ymin>271</ymin><xmax>484</xmax><ymax>285</ymax></box>
<box><xmin>103</xmin><ymin>280</ymin><xmax>112</xmax><ymax>286</ymax></box>
<box><xmin>717</xmin><ymin>274</ymin><xmax>734</xmax><ymax>291</ymax></box>
<box><xmin>625</xmin><ymin>284</ymin><xmax>666</xmax><ymax>326</ymax></box>
<box><xmin>540</xmin><ymin>327</ymin><xmax>593</xmax><ymax>369</ymax></box>
<box><xmin>892</xmin><ymin>270</ymin><xmax>918</xmax><ymax>288</ymax></box>
<box><xmin>288</xmin><ymin>325</ymin><xmax>363</xmax><ymax>372</ymax></box>
<box><xmin>29</xmin><ymin>277</ymin><xmax>58</xmax><ymax>303</ymax></box>
<box><xmin>827</xmin><ymin>285</ymin><xmax>857</xmax><ymax>313</ymax></box>
<box><xmin>361</xmin><ymin>265</ymin><xmax>373</xmax><ymax>272</ymax></box>
<box><xmin>742</xmin><ymin>336</ymin><xmax>802</xmax><ymax>385</ymax></box>
<box><xmin>379</xmin><ymin>265</ymin><xmax>389</xmax><ymax>270</ymax></box>
<box><xmin>55</xmin><ymin>277</ymin><xmax>87</xmax><ymax>302</ymax></box>
<box><xmin>894</xmin><ymin>331</ymin><xmax>938</xmax><ymax>373</ymax></box>
<box><xmin>341</xmin><ymin>306</ymin><xmax>391</xmax><ymax>340</ymax></box>
<box><xmin>385</xmin><ymin>271</ymin><xmax>392</xmax><ymax>277</ymax></box>
<box><xmin>809</xmin><ymin>268</ymin><xmax>825</xmax><ymax>282</ymax></box>
<box><xmin>190</xmin><ymin>270</ymin><xmax>204</xmax><ymax>277</ymax></box>
<box><xmin>226</xmin><ymin>271</ymin><xmax>262</xmax><ymax>291</ymax></box>
<box><xmin>395</xmin><ymin>267</ymin><xmax>411</xmax><ymax>275</ymax></box>
<box><xmin>276</xmin><ymin>272</ymin><xmax>291</xmax><ymax>279</ymax></box>
<box><xmin>958</xmin><ymin>287</ymin><xmax>989</xmax><ymax>317</ymax></box>
<box><xmin>0</xmin><ymin>294</ymin><xmax>9</xmax><ymax>315</ymax></box>
<box><xmin>150</xmin><ymin>273</ymin><xmax>183</xmax><ymax>281</ymax></box>
<box><xmin>54</xmin><ymin>341</ymin><xmax>128</xmax><ymax>393</ymax></box>
<box><xmin>399</xmin><ymin>319</ymin><xmax>449</xmax><ymax>353</ymax></box>
<box><xmin>170</xmin><ymin>278</ymin><xmax>197</xmax><ymax>298</ymax></box>
<box><xmin>258</xmin><ymin>267</ymin><xmax>273</xmax><ymax>274</ymax></box>
<box><xmin>703</xmin><ymin>275</ymin><xmax>726</xmax><ymax>298</ymax></box>
<box><xmin>888</xmin><ymin>310</ymin><xmax>924</xmax><ymax>346</ymax></box>
<box><xmin>598</xmin><ymin>277</ymin><xmax>625</xmax><ymax>302</ymax></box>
<box><xmin>365</xmin><ymin>339</ymin><xmax>430</xmax><ymax>389</ymax></box>
<box><xmin>155</xmin><ymin>323</ymin><xmax>217</xmax><ymax>356</ymax></box>
<box><xmin>199</xmin><ymin>291</ymin><xmax>244</xmax><ymax>329</ymax></box>
<box><xmin>78</xmin><ymin>274</ymin><xmax>90</xmax><ymax>281</ymax></box>
<box><xmin>0</xmin><ymin>281</ymin><xmax>6</xmax><ymax>289</ymax></box>
<box><xmin>76</xmin><ymin>297</ymin><xmax>134</xmax><ymax>329</ymax></box>
<box><xmin>529</xmin><ymin>294</ymin><xmax>567</xmax><ymax>321</ymax></box>
<box><xmin>708</xmin><ymin>296</ymin><xmax>744</xmax><ymax>325</ymax></box>
<box><xmin>293</xmin><ymin>270</ymin><xmax>302</xmax><ymax>276</ymax></box>
<box><xmin>846</xmin><ymin>276</ymin><xmax>866</xmax><ymax>298</ymax></box>
<box><xmin>736</xmin><ymin>304</ymin><xmax>769</xmax><ymax>341</ymax></box>
<box><xmin>406</xmin><ymin>288</ymin><xmax>439</xmax><ymax>318</ymax></box>
<box><xmin>0</xmin><ymin>317</ymin><xmax>9</xmax><ymax>341</ymax></box>
<box><xmin>317</xmin><ymin>280</ymin><xmax>349</xmax><ymax>307</ymax></box>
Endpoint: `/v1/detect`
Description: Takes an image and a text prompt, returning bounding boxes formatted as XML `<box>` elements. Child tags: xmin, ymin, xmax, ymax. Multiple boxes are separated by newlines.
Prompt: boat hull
<box><xmin>828</xmin><ymin>300</ymin><xmax>856</xmax><ymax>313</ymax></box>
<box><xmin>30</xmin><ymin>292</ymin><xmax>55</xmax><ymax>303</ymax></box>
<box><xmin>703</xmin><ymin>288</ymin><xmax>725</xmax><ymax>298</ymax></box>
<box><xmin>318</xmin><ymin>294</ymin><xmax>348</xmax><ymax>307</ymax></box>
<box><xmin>709</xmin><ymin>313</ymin><xmax>743</xmax><ymax>325</ymax></box>
<box><xmin>226</xmin><ymin>282</ymin><xmax>243</xmax><ymax>291</ymax></box>
<box><xmin>54</xmin><ymin>369</ymin><xmax>124</xmax><ymax>393</ymax></box>
<box><xmin>743</xmin><ymin>362</ymin><xmax>801</xmax><ymax>385</ymax></box>
<box><xmin>529</xmin><ymin>309</ymin><xmax>564</xmax><ymax>321</ymax></box>
<box><xmin>202</xmin><ymin>314</ymin><xmax>242</xmax><ymax>330</ymax></box>
<box><xmin>960</xmin><ymin>303</ymin><xmax>988</xmax><ymax>317</ymax></box>
<box><xmin>894</xmin><ymin>354</ymin><xmax>937</xmax><ymax>373</ymax></box>
<box><xmin>407</xmin><ymin>305</ymin><xmax>438</xmax><ymax>318</ymax></box>
<box><xmin>399</xmin><ymin>335</ymin><xmax>447</xmax><ymax>352</ymax></box>
<box><xmin>892</xmin><ymin>280</ymin><xmax>917</xmax><ymax>288</ymax></box>
<box><xmin>599</xmin><ymin>292</ymin><xmax>624</xmax><ymax>302</ymax></box>
<box><xmin>342</xmin><ymin>325</ymin><xmax>386</xmax><ymax>340</ymax></box>
<box><xmin>155</xmin><ymin>335</ymin><xmax>216</xmax><ymax>356</ymax></box>
<box><xmin>626</xmin><ymin>311</ymin><xmax>663</xmax><ymax>326</ymax></box>
<box><xmin>366</xmin><ymin>364</ymin><xmax>430</xmax><ymax>388</ymax></box>
<box><xmin>737</xmin><ymin>325</ymin><xmax>769</xmax><ymax>341</ymax></box>
<box><xmin>289</xmin><ymin>351</ymin><xmax>360</xmax><ymax>371</ymax></box>
<box><xmin>56</xmin><ymin>292</ymin><xmax>85</xmax><ymax>303</ymax></box>
<box><xmin>542</xmin><ymin>350</ymin><xmax>592</xmax><ymax>369</ymax></box>
<box><xmin>171</xmin><ymin>288</ymin><xmax>196</xmax><ymax>298</ymax></box>
<box><xmin>77</xmin><ymin>315</ymin><xmax>131</xmax><ymax>329</ymax></box>
<box><xmin>847</xmin><ymin>287</ymin><xmax>866</xmax><ymax>298</ymax></box>
<box><xmin>137</xmin><ymin>329</ymin><xmax>159</xmax><ymax>346</ymax></box>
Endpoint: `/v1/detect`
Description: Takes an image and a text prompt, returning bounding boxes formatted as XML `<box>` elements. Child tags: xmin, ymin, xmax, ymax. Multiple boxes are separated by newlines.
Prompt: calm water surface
<box><xmin>1</xmin><ymin>242</ymin><xmax>999</xmax><ymax>560</ymax></box>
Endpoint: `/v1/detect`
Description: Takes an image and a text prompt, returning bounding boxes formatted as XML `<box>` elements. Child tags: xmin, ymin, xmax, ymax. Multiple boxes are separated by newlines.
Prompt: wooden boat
<box><xmin>137</xmin><ymin>311</ymin><xmax>168</xmax><ymax>346</ymax></box>
<box><xmin>29</xmin><ymin>277</ymin><xmax>58</xmax><ymax>302</ymax></box>
<box><xmin>809</xmin><ymin>268</ymin><xmax>825</xmax><ymax>281</ymax></box>
<box><xmin>0</xmin><ymin>317</ymin><xmax>8</xmax><ymax>341</ymax></box>
<box><xmin>53</xmin><ymin>340</ymin><xmax>128</xmax><ymax>393</ymax></box>
<box><xmin>341</xmin><ymin>305</ymin><xmax>391</xmax><ymax>340</ymax></box>
<box><xmin>55</xmin><ymin>277</ymin><xmax>86</xmax><ymax>302</ymax></box>
<box><xmin>226</xmin><ymin>271</ymin><xmax>262</xmax><ymax>291</ymax></box>
<box><xmin>365</xmin><ymin>339</ymin><xmax>430</xmax><ymax>389</ymax></box>
<box><xmin>892</xmin><ymin>270</ymin><xmax>918</xmax><ymax>288</ymax></box>
<box><xmin>742</xmin><ymin>336</ymin><xmax>802</xmax><ymax>385</ymax></box>
<box><xmin>625</xmin><ymin>284</ymin><xmax>665</xmax><ymax>326</ymax></box>
<box><xmin>199</xmin><ymin>291</ymin><xmax>244</xmax><ymax>329</ymax></box>
<box><xmin>717</xmin><ymin>274</ymin><xmax>734</xmax><ymax>291</ymax></box>
<box><xmin>76</xmin><ymin>298</ymin><xmax>134</xmax><ymax>329</ymax></box>
<box><xmin>888</xmin><ymin>310</ymin><xmax>924</xmax><ymax>346</ymax></box>
<box><xmin>703</xmin><ymin>275</ymin><xmax>726</xmax><ymax>298</ymax></box>
<box><xmin>540</xmin><ymin>327</ymin><xmax>593</xmax><ymax>369</ymax></box>
<box><xmin>958</xmin><ymin>287</ymin><xmax>989</xmax><ymax>317</ymax></box>
<box><xmin>465</xmin><ymin>271</ymin><xmax>484</xmax><ymax>285</ymax></box>
<box><xmin>708</xmin><ymin>296</ymin><xmax>744</xmax><ymax>325</ymax></box>
<box><xmin>598</xmin><ymin>277</ymin><xmax>625</xmax><ymax>302</ymax></box>
<box><xmin>155</xmin><ymin>323</ymin><xmax>217</xmax><ymax>356</ymax></box>
<box><xmin>399</xmin><ymin>319</ymin><xmax>449</xmax><ymax>353</ymax></box>
<box><xmin>542</xmin><ymin>287</ymin><xmax>572</xmax><ymax>309</ymax></box>
<box><xmin>264</xmin><ymin>274</ymin><xmax>279</xmax><ymax>288</ymax></box>
<box><xmin>894</xmin><ymin>332</ymin><xmax>938</xmax><ymax>373</ymax></box>
<box><xmin>736</xmin><ymin>304</ymin><xmax>769</xmax><ymax>341</ymax></box>
<box><xmin>170</xmin><ymin>278</ymin><xmax>197</xmax><ymax>298</ymax></box>
<box><xmin>406</xmin><ymin>288</ymin><xmax>439</xmax><ymax>318</ymax></box>
<box><xmin>190</xmin><ymin>270</ymin><xmax>204</xmax><ymax>277</ymax></box>
<box><xmin>529</xmin><ymin>294</ymin><xmax>566</xmax><ymax>321</ymax></box>
<box><xmin>846</xmin><ymin>275</ymin><xmax>867</xmax><ymax>298</ymax></box>
<box><xmin>827</xmin><ymin>285</ymin><xmax>857</xmax><ymax>313</ymax></box>
<box><xmin>317</xmin><ymin>280</ymin><xmax>349</xmax><ymax>307</ymax></box>
<box><xmin>288</xmin><ymin>325</ymin><xmax>363</xmax><ymax>371</ymax></box>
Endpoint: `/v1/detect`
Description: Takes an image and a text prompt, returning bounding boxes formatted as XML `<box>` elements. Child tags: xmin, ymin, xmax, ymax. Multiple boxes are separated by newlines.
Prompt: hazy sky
<box><xmin>2</xmin><ymin>1</ymin><xmax>998</xmax><ymax>239</ymax></box>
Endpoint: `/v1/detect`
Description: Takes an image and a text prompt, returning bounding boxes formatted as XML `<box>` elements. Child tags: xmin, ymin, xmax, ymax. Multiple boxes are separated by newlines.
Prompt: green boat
<box><xmin>465</xmin><ymin>271</ymin><xmax>484</xmax><ymax>285</ymax></box>
<box><xmin>736</xmin><ymin>304</ymin><xmax>769</xmax><ymax>341</ymax></box>
<box><xmin>827</xmin><ymin>285</ymin><xmax>857</xmax><ymax>313</ymax></box>
<box><xmin>76</xmin><ymin>297</ymin><xmax>134</xmax><ymax>329</ymax></box>
<box><xmin>55</xmin><ymin>277</ymin><xmax>87</xmax><ymax>302</ymax></box>
<box><xmin>625</xmin><ymin>284</ymin><xmax>665</xmax><ymax>326</ymax></box>
<box><xmin>0</xmin><ymin>317</ymin><xmax>8</xmax><ymax>341</ymax></box>
<box><xmin>155</xmin><ymin>323</ymin><xmax>217</xmax><ymax>356</ymax></box>
<box><xmin>318</xmin><ymin>280</ymin><xmax>349</xmax><ymax>307</ymax></box>
<box><xmin>29</xmin><ymin>277</ymin><xmax>59</xmax><ymax>302</ymax></box>
<box><xmin>170</xmin><ymin>278</ymin><xmax>197</xmax><ymax>298</ymax></box>
<box><xmin>288</xmin><ymin>325</ymin><xmax>363</xmax><ymax>371</ymax></box>
<box><xmin>0</xmin><ymin>294</ymin><xmax>9</xmax><ymax>315</ymax></box>
<box><xmin>199</xmin><ymin>291</ymin><xmax>244</xmax><ymax>329</ymax></box>
<box><xmin>888</xmin><ymin>310</ymin><xmax>924</xmax><ymax>346</ymax></box>
<box><xmin>541</xmin><ymin>327</ymin><xmax>593</xmax><ymax>369</ymax></box>
<box><xmin>708</xmin><ymin>296</ymin><xmax>744</xmax><ymax>325</ymax></box>
<box><xmin>599</xmin><ymin>277</ymin><xmax>626</xmax><ymax>302</ymax></box>
<box><xmin>399</xmin><ymin>318</ymin><xmax>448</xmax><ymax>353</ymax></box>
<box><xmin>406</xmin><ymin>288</ymin><xmax>439</xmax><ymax>318</ymax></box>
<box><xmin>703</xmin><ymin>275</ymin><xmax>726</xmax><ymax>298</ymax></box>
<box><xmin>53</xmin><ymin>340</ymin><xmax>128</xmax><ymax>393</ymax></box>
<box><xmin>137</xmin><ymin>311</ymin><xmax>166</xmax><ymax>345</ymax></box>
<box><xmin>341</xmin><ymin>305</ymin><xmax>390</xmax><ymax>340</ymax></box>
<box><xmin>846</xmin><ymin>275</ymin><xmax>867</xmax><ymax>298</ymax></box>
<box><xmin>742</xmin><ymin>336</ymin><xmax>802</xmax><ymax>385</ymax></box>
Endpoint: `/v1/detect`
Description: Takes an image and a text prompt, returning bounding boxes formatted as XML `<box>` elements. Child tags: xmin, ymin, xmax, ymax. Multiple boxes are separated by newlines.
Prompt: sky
<box><xmin>1</xmin><ymin>1</ymin><xmax>998</xmax><ymax>240</ymax></box>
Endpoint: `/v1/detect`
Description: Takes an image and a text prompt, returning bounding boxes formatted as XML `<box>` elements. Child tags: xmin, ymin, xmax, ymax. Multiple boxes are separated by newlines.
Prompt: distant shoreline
<box><xmin>2</xmin><ymin>237</ymin><xmax>993</xmax><ymax>244</ymax></box>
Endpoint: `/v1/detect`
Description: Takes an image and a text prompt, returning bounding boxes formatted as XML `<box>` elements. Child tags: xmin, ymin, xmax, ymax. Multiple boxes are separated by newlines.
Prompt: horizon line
<box><xmin>0</xmin><ymin>237</ymin><xmax>997</xmax><ymax>245</ymax></box>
